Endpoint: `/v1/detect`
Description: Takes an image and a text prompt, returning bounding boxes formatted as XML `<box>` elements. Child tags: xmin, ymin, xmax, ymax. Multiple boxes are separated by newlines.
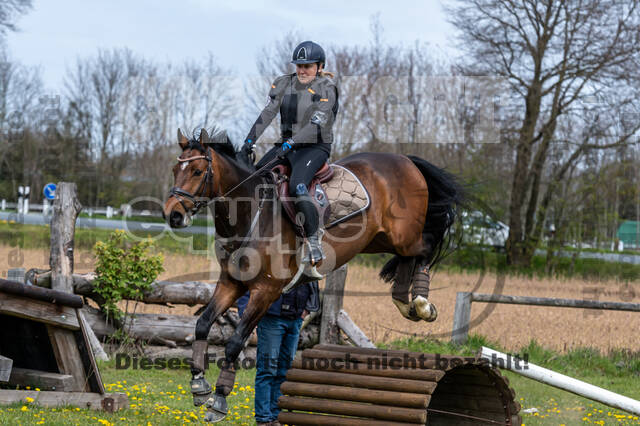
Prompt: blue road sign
<box><xmin>43</xmin><ymin>183</ymin><xmax>56</xmax><ymax>200</ymax></box>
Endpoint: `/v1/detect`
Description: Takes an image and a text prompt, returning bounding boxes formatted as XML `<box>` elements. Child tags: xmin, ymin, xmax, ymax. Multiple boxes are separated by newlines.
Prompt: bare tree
<box><xmin>0</xmin><ymin>0</ymin><xmax>32</xmax><ymax>40</ymax></box>
<box><xmin>447</xmin><ymin>0</ymin><xmax>640</xmax><ymax>266</ymax></box>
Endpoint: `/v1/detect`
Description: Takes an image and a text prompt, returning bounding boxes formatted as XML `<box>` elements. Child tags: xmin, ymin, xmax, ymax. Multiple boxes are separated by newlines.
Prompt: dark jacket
<box><xmin>244</xmin><ymin>73</ymin><xmax>339</xmax><ymax>154</ymax></box>
<box><xmin>236</xmin><ymin>281</ymin><xmax>320</xmax><ymax>319</ymax></box>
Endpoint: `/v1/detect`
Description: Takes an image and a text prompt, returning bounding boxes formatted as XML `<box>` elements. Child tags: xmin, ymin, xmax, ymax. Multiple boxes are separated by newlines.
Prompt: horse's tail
<box><xmin>380</xmin><ymin>156</ymin><xmax>465</xmax><ymax>284</ymax></box>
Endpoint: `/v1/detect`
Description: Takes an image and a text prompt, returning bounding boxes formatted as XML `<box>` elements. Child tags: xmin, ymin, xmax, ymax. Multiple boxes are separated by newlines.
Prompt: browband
<box><xmin>177</xmin><ymin>155</ymin><xmax>207</xmax><ymax>162</ymax></box>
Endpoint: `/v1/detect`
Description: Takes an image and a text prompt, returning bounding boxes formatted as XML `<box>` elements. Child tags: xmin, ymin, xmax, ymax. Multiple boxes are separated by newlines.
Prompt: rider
<box><xmin>242</xmin><ymin>40</ymin><xmax>339</xmax><ymax>265</ymax></box>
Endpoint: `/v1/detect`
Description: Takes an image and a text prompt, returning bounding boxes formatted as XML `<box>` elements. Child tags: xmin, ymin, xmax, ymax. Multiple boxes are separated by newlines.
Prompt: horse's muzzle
<box><xmin>169</xmin><ymin>210</ymin><xmax>185</xmax><ymax>228</ymax></box>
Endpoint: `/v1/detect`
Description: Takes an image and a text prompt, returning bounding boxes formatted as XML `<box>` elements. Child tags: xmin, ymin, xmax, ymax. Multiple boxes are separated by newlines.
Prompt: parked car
<box><xmin>459</xmin><ymin>210</ymin><xmax>509</xmax><ymax>250</ymax></box>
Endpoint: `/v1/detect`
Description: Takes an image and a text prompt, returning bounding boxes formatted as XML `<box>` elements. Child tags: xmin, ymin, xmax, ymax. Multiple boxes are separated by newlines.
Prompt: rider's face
<box><xmin>296</xmin><ymin>63</ymin><xmax>320</xmax><ymax>84</ymax></box>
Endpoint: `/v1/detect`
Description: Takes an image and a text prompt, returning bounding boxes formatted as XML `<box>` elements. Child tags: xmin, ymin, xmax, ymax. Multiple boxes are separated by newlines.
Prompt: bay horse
<box><xmin>163</xmin><ymin>128</ymin><xmax>463</xmax><ymax>422</ymax></box>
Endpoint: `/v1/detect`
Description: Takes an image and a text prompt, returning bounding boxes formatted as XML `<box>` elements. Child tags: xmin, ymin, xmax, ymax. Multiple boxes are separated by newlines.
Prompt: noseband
<box><xmin>169</xmin><ymin>148</ymin><xmax>215</xmax><ymax>216</ymax></box>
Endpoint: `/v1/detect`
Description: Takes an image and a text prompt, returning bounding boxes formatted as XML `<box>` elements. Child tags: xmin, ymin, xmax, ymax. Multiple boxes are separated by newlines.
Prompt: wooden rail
<box><xmin>451</xmin><ymin>292</ymin><xmax>640</xmax><ymax>344</ymax></box>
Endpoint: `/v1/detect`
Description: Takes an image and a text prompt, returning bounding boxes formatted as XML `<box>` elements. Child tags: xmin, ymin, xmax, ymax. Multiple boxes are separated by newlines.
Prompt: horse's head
<box><xmin>163</xmin><ymin>128</ymin><xmax>218</xmax><ymax>228</ymax></box>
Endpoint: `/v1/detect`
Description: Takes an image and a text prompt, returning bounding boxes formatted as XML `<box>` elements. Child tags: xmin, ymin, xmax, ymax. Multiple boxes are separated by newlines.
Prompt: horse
<box><xmin>163</xmin><ymin>128</ymin><xmax>463</xmax><ymax>422</ymax></box>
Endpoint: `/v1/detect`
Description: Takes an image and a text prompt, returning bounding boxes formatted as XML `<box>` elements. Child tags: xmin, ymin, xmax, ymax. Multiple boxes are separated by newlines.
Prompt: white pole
<box><xmin>480</xmin><ymin>346</ymin><xmax>640</xmax><ymax>416</ymax></box>
<box><xmin>24</xmin><ymin>186</ymin><xmax>30</xmax><ymax>214</ymax></box>
<box><xmin>1</xmin><ymin>199</ymin><xmax>5</xmax><ymax>210</ymax></box>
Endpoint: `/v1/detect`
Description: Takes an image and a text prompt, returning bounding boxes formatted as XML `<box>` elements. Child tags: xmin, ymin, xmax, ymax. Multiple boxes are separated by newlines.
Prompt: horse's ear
<box><xmin>177</xmin><ymin>128</ymin><xmax>188</xmax><ymax>149</ymax></box>
<box><xmin>199</xmin><ymin>128</ymin><xmax>209</xmax><ymax>145</ymax></box>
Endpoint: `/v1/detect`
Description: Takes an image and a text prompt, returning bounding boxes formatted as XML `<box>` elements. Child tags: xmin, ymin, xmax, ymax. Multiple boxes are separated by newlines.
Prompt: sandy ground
<box><xmin>3</xmin><ymin>245</ymin><xmax>639</xmax><ymax>353</ymax></box>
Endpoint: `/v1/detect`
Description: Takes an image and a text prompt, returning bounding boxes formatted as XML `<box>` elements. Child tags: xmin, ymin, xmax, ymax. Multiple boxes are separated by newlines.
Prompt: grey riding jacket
<box><xmin>245</xmin><ymin>73</ymin><xmax>339</xmax><ymax>154</ymax></box>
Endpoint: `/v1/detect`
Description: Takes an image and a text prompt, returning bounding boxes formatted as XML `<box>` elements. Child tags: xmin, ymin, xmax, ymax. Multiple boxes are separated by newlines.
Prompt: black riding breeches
<box><xmin>257</xmin><ymin>145</ymin><xmax>329</xmax><ymax>236</ymax></box>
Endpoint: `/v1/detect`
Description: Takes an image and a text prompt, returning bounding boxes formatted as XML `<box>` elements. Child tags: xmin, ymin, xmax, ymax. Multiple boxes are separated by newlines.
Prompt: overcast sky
<box><xmin>6</xmin><ymin>0</ymin><xmax>456</xmax><ymax>91</ymax></box>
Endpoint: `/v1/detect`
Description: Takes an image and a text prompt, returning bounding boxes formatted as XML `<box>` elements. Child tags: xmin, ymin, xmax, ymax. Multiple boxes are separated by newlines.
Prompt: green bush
<box><xmin>93</xmin><ymin>230</ymin><xmax>164</xmax><ymax>323</ymax></box>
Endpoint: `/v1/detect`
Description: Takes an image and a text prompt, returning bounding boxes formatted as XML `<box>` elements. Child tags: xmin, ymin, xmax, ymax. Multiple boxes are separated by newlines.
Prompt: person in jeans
<box><xmin>237</xmin><ymin>281</ymin><xmax>319</xmax><ymax>426</ymax></box>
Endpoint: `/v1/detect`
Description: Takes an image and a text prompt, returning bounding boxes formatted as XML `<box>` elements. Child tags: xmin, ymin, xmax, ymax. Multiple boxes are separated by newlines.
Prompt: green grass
<box><xmin>0</xmin><ymin>360</ymin><xmax>256</xmax><ymax>425</ymax></box>
<box><xmin>382</xmin><ymin>336</ymin><xmax>640</xmax><ymax>425</ymax></box>
<box><xmin>0</xmin><ymin>221</ymin><xmax>211</xmax><ymax>256</ymax></box>
<box><xmin>1</xmin><ymin>337</ymin><xmax>639</xmax><ymax>425</ymax></box>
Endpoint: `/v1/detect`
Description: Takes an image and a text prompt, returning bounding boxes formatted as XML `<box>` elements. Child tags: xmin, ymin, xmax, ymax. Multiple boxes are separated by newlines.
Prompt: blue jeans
<box><xmin>254</xmin><ymin>314</ymin><xmax>303</xmax><ymax>423</ymax></box>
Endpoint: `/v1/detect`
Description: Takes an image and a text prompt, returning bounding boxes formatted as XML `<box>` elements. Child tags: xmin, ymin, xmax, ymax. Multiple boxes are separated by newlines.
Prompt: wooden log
<box><xmin>285</xmin><ymin>368</ymin><xmax>437</xmax><ymax>394</ymax></box>
<box><xmin>0</xmin><ymin>355</ymin><xmax>12</xmax><ymax>382</ymax></box>
<box><xmin>320</xmin><ymin>265</ymin><xmax>347</xmax><ymax>345</ymax></box>
<box><xmin>31</xmin><ymin>270</ymin><xmax>216</xmax><ymax>306</ymax></box>
<box><xmin>0</xmin><ymin>292</ymin><xmax>80</xmax><ymax>330</ymax></box>
<box><xmin>49</xmin><ymin>182</ymin><xmax>82</xmax><ymax>293</ymax></box>
<box><xmin>278</xmin><ymin>395</ymin><xmax>428</xmax><ymax>424</ymax></box>
<box><xmin>278</xmin><ymin>412</ymin><xmax>423</xmax><ymax>426</ymax></box>
<box><xmin>471</xmin><ymin>292</ymin><xmax>640</xmax><ymax>311</ymax></box>
<box><xmin>77</xmin><ymin>308</ymin><xmax>109</xmax><ymax>362</ymax></box>
<box><xmin>0</xmin><ymin>390</ymin><xmax>128</xmax><ymax>412</ymax></box>
<box><xmin>280</xmin><ymin>381</ymin><xmax>430</xmax><ymax>408</ymax></box>
<box><xmin>82</xmin><ymin>307</ymin><xmax>236</xmax><ymax>345</ymax></box>
<box><xmin>313</xmin><ymin>344</ymin><xmax>476</xmax><ymax>370</ymax></box>
<box><xmin>0</xmin><ymin>278</ymin><xmax>83</xmax><ymax>308</ymax></box>
<box><xmin>75</xmin><ymin>309</ymin><xmax>106</xmax><ymax>394</ymax></box>
<box><xmin>7</xmin><ymin>368</ymin><xmax>75</xmax><ymax>391</ymax></box>
<box><xmin>278</xmin><ymin>411</ymin><xmax>423</xmax><ymax>426</ymax></box>
<box><xmin>301</xmin><ymin>347</ymin><xmax>466</xmax><ymax>371</ymax></box>
<box><xmin>291</xmin><ymin>357</ymin><xmax>445</xmax><ymax>382</ymax></box>
<box><xmin>336</xmin><ymin>309</ymin><xmax>375</xmax><ymax>348</ymax></box>
<box><xmin>47</xmin><ymin>326</ymin><xmax>89</xmax><ymax>392</ymax></box>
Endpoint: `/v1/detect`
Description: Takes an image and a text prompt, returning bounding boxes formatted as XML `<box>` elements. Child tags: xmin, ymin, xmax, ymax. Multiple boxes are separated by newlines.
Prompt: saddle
<box><xmin>270</xmin><ymin>162</ymin><xmax>371</xmax><ymax>237</ymax></box>
<box><xmin>272</xmin><ymin>162</ymin><xmax>334</xmax><ymax>236</ymax></box>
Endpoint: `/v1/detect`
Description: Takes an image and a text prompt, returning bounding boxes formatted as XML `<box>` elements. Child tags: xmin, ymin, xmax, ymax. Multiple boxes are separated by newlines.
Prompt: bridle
<box><xmin>168</xmin><ymin>147</ymin><xmax>217</xmax><ymax>216</ymax></box>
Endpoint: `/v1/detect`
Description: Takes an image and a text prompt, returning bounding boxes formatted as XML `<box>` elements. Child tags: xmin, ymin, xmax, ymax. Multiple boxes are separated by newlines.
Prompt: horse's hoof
<box><xmin>204</xmin><ymin>394</ymin><xmax>228</xmax><ymax>423</ymax></box>
<box><xmin>190</xmin><ymin>376</ymin><xmax>212</xmax><ymax>407</ymax></box>
<box><xmin>204</xmin><ymin>410</ymin><xmax>227</xmax><ymax>423</ymax></box>
<box><xmin>412</xmin><ymin>296</ymin><xmax>437</xmax><ymax>322</ymax></box>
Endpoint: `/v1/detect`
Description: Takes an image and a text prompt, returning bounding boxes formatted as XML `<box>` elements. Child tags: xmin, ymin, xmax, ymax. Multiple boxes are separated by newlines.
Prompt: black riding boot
<box><xmin>294</xmin><ymin>183</ymin><xmax>325</xmax><ymax>265</ymax></box>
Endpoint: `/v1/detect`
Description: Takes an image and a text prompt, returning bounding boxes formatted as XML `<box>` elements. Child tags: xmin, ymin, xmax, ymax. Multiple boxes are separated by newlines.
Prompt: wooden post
<box><xmin>336</xmin><ymin>309</ymin><xmax>375</xmax><ymax>348</ymax></box>
<box><xmin>451</xmin><ymin>292</ymin><xmax>472</xmax><ymax>345</ymax></box>
<box><xmin>0</xmin><ymin>355</ymin><xmax>12</xmax><ymax>382</ymax></box>
<box><xmin>49</xmin><ymin>182</ymin><xmax>82</xmax><ymax>293</ymax></box>
<box><xmin>320</xmin><ymin>264</ymin><xmax>347</xmax><ymax>345</ymax></box>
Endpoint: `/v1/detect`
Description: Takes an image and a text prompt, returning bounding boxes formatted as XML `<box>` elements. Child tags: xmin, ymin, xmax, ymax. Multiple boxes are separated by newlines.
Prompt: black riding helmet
<box><xmin>291</xmin><ymin>41</ymin><xmax>326</xmax><ymax>67</ymax></box>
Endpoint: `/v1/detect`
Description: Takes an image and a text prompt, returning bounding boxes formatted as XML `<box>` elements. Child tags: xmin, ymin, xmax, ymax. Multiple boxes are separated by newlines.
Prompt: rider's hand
<box><xmin>240</xmin><ymin>139</ymin><xmax>255</xmax><ymax>162</ymax></box>
<box><xmin>242</xmin><ymin>139</ymin><xmax>255</xmax><ymax>153</ymax></box>
<box><xmin>301</xmin><ymin>309</ymin><xmax>309</xmax><ymax>319</ymax></box>
<box><xmin>281</xmin><ymin>139</ymin><xmax>294</xmax><ymax>152</ymax></box>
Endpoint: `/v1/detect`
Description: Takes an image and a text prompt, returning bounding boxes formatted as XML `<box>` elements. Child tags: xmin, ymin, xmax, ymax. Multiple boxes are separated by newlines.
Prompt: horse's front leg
<box><xmin>190</xmin><ymin>279</ymin><xmax>246</xmax><ymax>407</ymax></box>
<box><xmin>205</xmin><ymin>283</ymin><xmax>280</xmax><ymax>423</ymax></box>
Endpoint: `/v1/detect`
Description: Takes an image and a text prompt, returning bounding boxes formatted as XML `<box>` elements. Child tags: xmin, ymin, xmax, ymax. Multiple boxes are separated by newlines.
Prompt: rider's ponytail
<box><xmin>318</xmin><ymin>70</ymin><xmax>335</xmax><ymax>79</ymax></box>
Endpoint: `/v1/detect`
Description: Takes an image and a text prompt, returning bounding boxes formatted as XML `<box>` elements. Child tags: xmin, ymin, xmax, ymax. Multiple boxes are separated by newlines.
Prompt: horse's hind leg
<box><xmin>390</xmin><ymin>255</ymin><xmax>437</xmax><ymax>322</ymax></box>
<box><xmin>190</xmin><ymin>280</ymin><xmax>246</xmax><ymax>407</ymax></box>
<box><xmin>409</xmin><ymin>256</ymin><xmax>437</xmax><ymax>322</ymax></box>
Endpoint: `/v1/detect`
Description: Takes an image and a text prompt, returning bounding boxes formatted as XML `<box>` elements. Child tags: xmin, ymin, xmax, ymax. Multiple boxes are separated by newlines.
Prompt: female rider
<box><xmin>242</xmin><ymin>40</ymin><xmax>339</xmax><ymax>266</ymax></box>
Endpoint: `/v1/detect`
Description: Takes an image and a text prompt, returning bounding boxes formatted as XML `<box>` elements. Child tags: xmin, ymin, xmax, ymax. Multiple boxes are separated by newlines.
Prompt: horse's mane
<box><xmin>188</xmin><ymin>127</ymin><xmax>255</xmax><ymax>172</ymax></box>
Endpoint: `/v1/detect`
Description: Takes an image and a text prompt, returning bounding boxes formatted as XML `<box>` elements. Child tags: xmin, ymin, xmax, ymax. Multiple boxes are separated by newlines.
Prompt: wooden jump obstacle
<box><xmin>278</xmin><ymin>344</ymin><xmax>521</xmax><ymax>426</ymax></box>
<box><xmin>0</xmin><ymin>278</ymin><xmax>128</xmax><ymax>412</ymax></box>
